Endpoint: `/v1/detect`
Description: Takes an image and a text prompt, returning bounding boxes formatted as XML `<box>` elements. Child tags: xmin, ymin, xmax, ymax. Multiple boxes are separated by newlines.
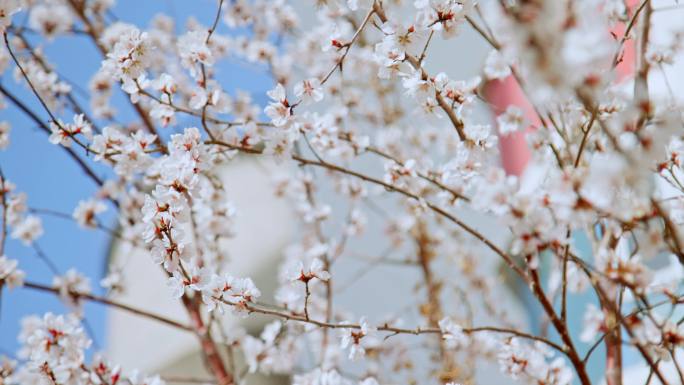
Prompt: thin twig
<box><xmin>23</xmin><ymin>281</ymin><xmax>193</xmax><ymax>331</ymax></box>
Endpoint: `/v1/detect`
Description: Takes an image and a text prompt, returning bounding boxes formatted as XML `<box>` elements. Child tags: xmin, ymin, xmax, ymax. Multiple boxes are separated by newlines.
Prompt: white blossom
<box><xmin>294</xmin><ymin>78</ymin><xmax>324</xmax><ymax>104</ymax></box>
<box><xmin>483</xmin><ymin>50</ymin><xmax>511</xmax><ymax>80</ymax></box>
<box><xmin>10</xmin><ymin>215</ymin><xmax>43</xmax><ymax>245</ymax></box>
<box><xmin>580</xmin><ymin>304</ymin><xmax>605</xmax><ymax>343</ymax></box>
<box><xmin>17</xmin><ymin>313</ymin><xmax>91</xmax><ymax>384</ymax></box>
<box><xmin>72</xmin><ymin>199</ymin><xmax>107</xmax><ymax>228</ymax></box>
<box><xmin>100</xmin><ymin>268</ymin><xmax>124</xmax><ymax>295</ymax></box>
<box><xmin>340</xmin><ymin>317</ymin><xmax>375</xmax><ymax>360</ymax></box>
<box><xmin>53</xmin><ymin>269</ymin><xmax>91</xmax><ymax>309</ymax></box>
<box><xmin>28</xmin><ymin>2</ymin><xmax>73</xmax><ymax>39</ymax></box>
<box><xmin>0</xmin><ymin>121</ymin><xmax>10</xmax><ymax>150</ymax></box>
<box><xmin>497</xmin><ymin>105</ymin><xmax>526</xmax><ymax>135</ymax></box>
<box><xmin>0</xmin><ymin>255</ymin><xmax>24</xmax><ymax>289</ymax></box>
<box><xmin>101</xmin><ymin>27</ymin><xmax>153</xmax><ymax>86</ymax></box>
<box><xmin>178</xmin><ymin>29</ymin><xmax>214</xmax><ymax>76</ymax></box>
<box><xmin>0</xmin><ymin>0</ymin><xmax>21</xmax><ymax>32</ymax></box>
<box><xmin>289</xmin><ymin>258</ymin><xmax>331</xmax><ymax>283</ymax></box>
<box><xmin>265</xmin><ymin>83</ymin><xmax>293</xmax><ymax>127</ymax></box>
<box><xmin>498</xmin><ymin>338</ymin><xmax>572</xmax><ymax>385</ymax></box>
<box><xmin>293</xmin><ymin>368</ymin><xmax>352</xmax><ymax>385</ymax></box>
<box><xmin>439</xmin><ymin>317</ymin><xmax>468</xmax><ymax>349</ymax></box>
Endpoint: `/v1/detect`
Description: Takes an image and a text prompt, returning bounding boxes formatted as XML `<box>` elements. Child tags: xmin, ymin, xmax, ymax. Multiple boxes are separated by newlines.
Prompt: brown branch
<box><xmin>320</xmin><ymin>5</ymin><xmax>376</xmax><ymax>85</ymax></box>
<box><xmin>181</xmin><ymin>295</ymin><xmax>234</xmax><ymax>385</ymax></box>
<box><xmin>529</xmin><ymin>268</ymin><xmax>592</xmax><ymax>385</ymax></box>
<box><xmin>574</xmin><ymin>106</ymin><xmax>598</xmax><ymax>168</ymax></box>
<box><xmin>211</xmin><ymin>140</ymin><xmax>598</xmax><ymax>381</ymax></box>
<box><xmin>634</xmin><ymin>1</ymin><xmax>653</xmax><ymax>131</ymax></box>
<box><xmin>372</xmin><ymin>2</ymin><xmax>467</xmax><ymax>141</ymax></box>
<box><xmin>0</xmin><ymin>83</ymin><xmax>106</xmax><ymax>188</ymax></box>
<box><xmin>137</xmin><ymin>87</ymin><xmax>267</xmax><ymax>128</ymax></box>
<box><xmin>208</xmin><ymin>139</ymin><xmax>527</xmax><ymax>282</ymax></box>
<box><xmin>0</xmin><ymin>170</ymin><xmax>8</xmax><ymax>256</ymax></box>
<box><xmin>363</xmin><ymin>144</ymin><xmax>470</xmax><ymax>202</ymax></box>
<box><xmin>652</xmin><ymin>200</ymin><xmax>684</xmax><ymax>265</ymax></box>
<box><xmin>3</xmin><ymin>32</ymin><xmax>97</xmax><ymax>155</ymax></box>
<box><xmin>611</xmin><ymin>0</ymin><xmax>650</xmax><ymax>68</ymax></box>
<box><xmin>13</xmin><ymin>31</ymin><xmax>103</xmax><ymax>134</ymax></box>
<box><xmin>414</xmin><ymin>220</ymin><xmax>457</xmax><ymax>382</ymax></box>
<box><xmin>65</xmin><ymin>0</ymin><xmax>166</xmax><ymax>153</ymax></box>
<box><xmin>220</xmin><ymin>299</ymin><xmax>566</xmax><ymax>353</ymax></box>
<box><xmin>198</xmin><ymin>0</ymin><xmax>226</xmax><ymax>143</ymax></box>
<box><xmin>23</xmin><ymin>281</ymin><xmax>193</xmax><ymax>332</ymax></box>
<box><xmin>575</xmin><ymin>259</ymin><xmax>671</xmax><ymax>385</ymax></box>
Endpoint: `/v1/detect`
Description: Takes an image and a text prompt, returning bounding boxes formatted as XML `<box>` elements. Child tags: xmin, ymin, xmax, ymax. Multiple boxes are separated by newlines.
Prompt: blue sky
<box><xmin>0</xmin><ymin>0</ymin><xmax>270</xmax><ymax>355</ymax></box>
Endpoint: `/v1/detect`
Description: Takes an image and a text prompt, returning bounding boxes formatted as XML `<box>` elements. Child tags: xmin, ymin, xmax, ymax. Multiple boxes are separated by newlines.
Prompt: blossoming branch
<box><xmin>0</xmin><ymin>0</ymin><xmax>683</xmax><ymax>385</ymax></box>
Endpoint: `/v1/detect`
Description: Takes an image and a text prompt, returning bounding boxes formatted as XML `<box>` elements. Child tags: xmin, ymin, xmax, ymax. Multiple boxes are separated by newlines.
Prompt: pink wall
<box><xmin>484</xmin><ymin>1</ymin><xmax>638</xmax><ymax>176</ymax></box>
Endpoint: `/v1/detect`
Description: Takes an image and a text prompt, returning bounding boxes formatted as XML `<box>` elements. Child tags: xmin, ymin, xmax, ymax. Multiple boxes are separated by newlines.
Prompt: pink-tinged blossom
<box><xmin>48</xmin><ymin>114</ymin><xmax>92</xmax><ymax>147</ymax></box>
<box><xmin>340</xmin><ymin>317</ymin><xmax>375</xmax><ymax>360</ymax></box>
<box><xmin>294</xmin><ymin>78</ymin><xmax>324</xmax><ymax>104</ymax></box>
<box><xmin>265</xmin><ymin>83</ymin><xmax>293</xmax><ymax>127</ymax></box>
<box><xmin>415</xmin><ymin>0</ymin><xmax>474</xmax><ymax>39</ymax></box>
<box><xmin>289</xmin><ymin>258</ymin><xmax>331</xmax><ymax>283</ymax></box>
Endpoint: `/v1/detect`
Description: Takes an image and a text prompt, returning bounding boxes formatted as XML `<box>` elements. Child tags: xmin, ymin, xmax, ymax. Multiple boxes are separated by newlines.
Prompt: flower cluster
<box><xmin>196</xmin><ymin>273</ymin><xmax>261</xmax><ymax>314</ymax></box>
<box><xmin>48</xmin><ymin>114</ymin><xmax>93</xmax><ymax>148</ymax></box>
<box><xmin>16</xmin><ymin>313</ymin><xmax>91</xmax><ymax>384</ymax></box>
<box><xmin>10</xmin><ymin>313</ymin><xmax>164</xmax><ymax>385</ymax></box>
<box><xmin>100</xmin><ymin>27</ymin><xmax>154</xmax><ymax>96</ymax></box>
<box><xmin>497</xmin><ymin>338</ymin><xmax>573</xmax><ymax>385</ymax></box>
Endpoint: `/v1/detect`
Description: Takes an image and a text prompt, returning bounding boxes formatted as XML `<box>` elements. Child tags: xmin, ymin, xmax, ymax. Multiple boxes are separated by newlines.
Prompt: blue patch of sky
<box><xmin>0</xmin><ymin>0</ymin><xmax>271</xmax><ymax>355</ymax></box>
